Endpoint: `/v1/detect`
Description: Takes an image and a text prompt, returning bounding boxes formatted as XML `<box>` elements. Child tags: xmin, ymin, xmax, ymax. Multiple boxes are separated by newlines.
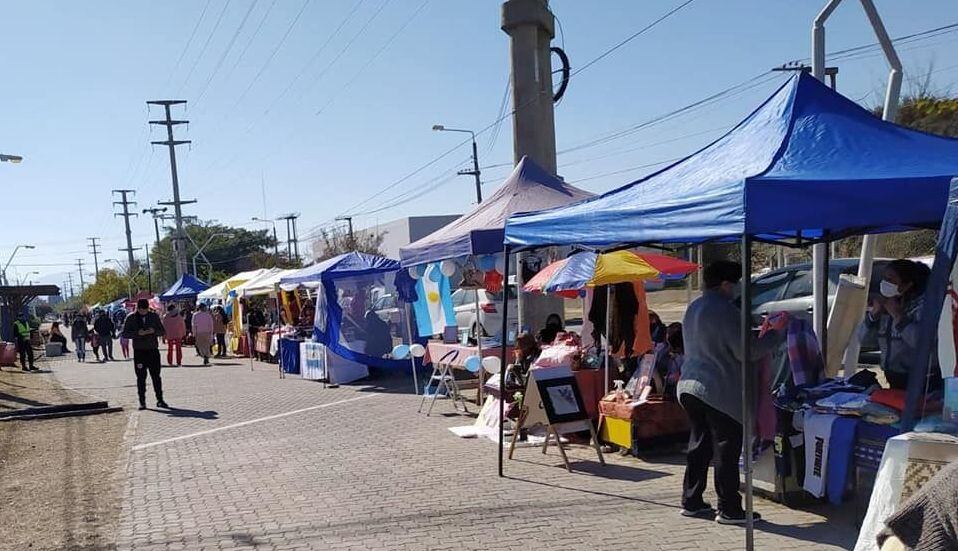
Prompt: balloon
<box><xmin>428</xmin><ymin>265</ymin><xmax>443</xmax><ymax>282</ymax></box>
<box><xmin>391</xmin><ymin>344</ymin><xmax>410</xmax><ymax>359</ymax></box>
<box><xmin>409</xmin><ymin>343</ymin><xmax>426</xmax><ymax>358</ymax></box>
<box><xmin>481</xmin><ymin>356</ymin><xmax>501</xmax><ymax>375</ymax></box>
<box><xmin>464</xmin><ymin>355</ymin><xmax>482</xmax><ymax>373</ymax></box>
<box><xmin>479</xmin><ymin>255</ymin><xmax>496</xmax><ymax>272</ymax></box>
<box><xmin>408</xmin><ymin>266</ymin><xmax>422</xmax><ymax>280</ymax></box>
<box><xmin>494</xmin><ymin>255</ymin><xmax>506</xmax><ymax>274</ymax></box>
<box><xmin>440</xmin><ymin>259</ymin><xmax>457</xmax><ymax>277</ymax></box>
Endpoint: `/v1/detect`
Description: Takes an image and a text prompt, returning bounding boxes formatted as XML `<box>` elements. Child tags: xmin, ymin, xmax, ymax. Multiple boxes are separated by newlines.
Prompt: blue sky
<box><xmin>1</xmin><ymin>0</ymin><xmax>957</xmax><ymax>289</ymax></box>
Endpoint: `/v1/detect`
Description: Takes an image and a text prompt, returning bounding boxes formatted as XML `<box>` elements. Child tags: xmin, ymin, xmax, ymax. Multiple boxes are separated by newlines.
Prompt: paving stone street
<box><xmin>48</xmin><ymin>350</ymin><xmax>858</xmax><ymax>551</ymax></box>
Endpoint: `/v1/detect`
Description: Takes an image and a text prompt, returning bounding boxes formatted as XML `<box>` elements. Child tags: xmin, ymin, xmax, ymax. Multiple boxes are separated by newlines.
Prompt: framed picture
<box><xmin>536</xmin><ymin>376</ymin><xmax>589</xmax><ymax>425</ymax></box>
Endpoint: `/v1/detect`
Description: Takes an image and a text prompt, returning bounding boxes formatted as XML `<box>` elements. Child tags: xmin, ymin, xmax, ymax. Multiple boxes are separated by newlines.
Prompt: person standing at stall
<box><xmin>122</xmin><ymin>298</ymin><xmax>168</xmax><ymax>410</ymax></box>
<box><xmin>212</xmin><ymin>306</ymin><xmax>228</xmax><ymax>358</ymax></box>
<box><xmin>678</xmin><ymin>261</ymin><xmax>782</xmax><ymax>524</ymax></box>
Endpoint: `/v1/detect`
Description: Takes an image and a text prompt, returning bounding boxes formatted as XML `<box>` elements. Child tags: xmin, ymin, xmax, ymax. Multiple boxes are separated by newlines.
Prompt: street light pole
<box><xmin>2</xmin><ymin>245</ymin><xmax>36</xmax><ymax>286</ymax></box>
<box><xmin>252</xmin><ymin>217</ymin><xmax>280</xmax><ymax>263</ymax></box>
<box><xmin>192</xmin><ymin>233</ymin><xmax>228</xmax><ymax>278</ymax></box>
<box><xmin>432</xmin><ymin>125</ymin><xmax>483</xmax><ymax>203</ymax></box>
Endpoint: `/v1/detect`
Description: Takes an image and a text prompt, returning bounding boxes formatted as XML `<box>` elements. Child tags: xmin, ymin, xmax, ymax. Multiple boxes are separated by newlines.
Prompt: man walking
<box><xmin>191</xmin><ymin>303</ymin><xmax>214</xmax><ymax>366</ymax></box>
<box><xmin>93</xmin><ymin>310</ymin><xmax>116</xmax><ymax>362</ymax></box>
<box><xmin>13</xmin><ymin>313</ymin><xmax>36</xmax><ymax>371</ymax></box>
<box><xmin>122</xmin><ymin>298</ymin><xmax>168</xmax><ymax>410</ymax></box>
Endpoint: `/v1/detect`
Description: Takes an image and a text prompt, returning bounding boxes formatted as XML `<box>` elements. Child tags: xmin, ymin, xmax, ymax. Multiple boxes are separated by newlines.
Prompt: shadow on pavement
<box><xmin>0</xmin><ymin>390</ymin><xmax>50</xmax><ymax>408</ymax></box>
<box><xmin>154</xmin><ymin>407</ymin><xmax>219</xmax><ymax>420</ymax></box>
<box><xmin>504</xmin><ymin>473</ymin><xmax>677</xmax><ymax>508</ymax></box>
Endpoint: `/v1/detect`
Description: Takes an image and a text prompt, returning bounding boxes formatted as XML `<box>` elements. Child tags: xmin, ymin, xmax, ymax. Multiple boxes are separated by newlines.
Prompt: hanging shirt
<box><xmin>803</xmin><ymin>412</ymin><xmax>838</xmax><ymax>498</ymax></box>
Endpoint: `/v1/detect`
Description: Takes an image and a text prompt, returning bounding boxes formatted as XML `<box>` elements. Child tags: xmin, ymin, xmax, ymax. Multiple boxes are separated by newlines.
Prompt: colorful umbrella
<box><xmin>524</xmin><ymin>250</ymin><xmax>698</xmax><ymax>296</ymax></box>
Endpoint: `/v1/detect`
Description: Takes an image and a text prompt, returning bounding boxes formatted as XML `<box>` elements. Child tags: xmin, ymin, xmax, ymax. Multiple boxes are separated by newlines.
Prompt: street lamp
<box><xmin>2</xmin><ymin>245</ymin><xmax>36</xmax><ymax>285</ymax></box>
<box><xmin>251</xmin><ymin>217</ymin><xmax>281</xmax><ymax>261</ymax></box>
<box><xmin>0</xmin><ymin>153</ymin><xmax>23</xmax><ymax>164</ymax></box>
<box><xmin>432</xmin><ymin>124</ymin><xmax>483</xmax><ymax>204</ymax></box>
<box><xmin>17</xmin><ymin>271</ymin><xmax>39</xmax><ymax>285</ymax></box>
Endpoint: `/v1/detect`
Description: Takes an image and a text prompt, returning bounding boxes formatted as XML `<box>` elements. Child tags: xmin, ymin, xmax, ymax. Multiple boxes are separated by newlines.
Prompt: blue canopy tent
<box><xmin>399</xmin><ymin>155</ymin><xmax>593</xmax><ymax>267</ymax></box>
<box><xmin>499</xmin><ymin>72</ymin><xmax>958</xmax><ymax>529</ymax></box>
<box><xmin>279</xmin><ymin>252</ymin><xmax>410</xmax><ymax>373</ymax></box>
<box><xmin>159</xmin><ymin>274</ymin><xmax>210</xmax><ymax>302</ymax></box>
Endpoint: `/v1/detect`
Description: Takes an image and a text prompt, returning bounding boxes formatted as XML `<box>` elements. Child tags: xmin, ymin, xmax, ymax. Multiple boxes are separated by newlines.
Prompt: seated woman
<box><xmin>857</xmin><ymin>258</ymin><xmax>940</xmax><ymax>390</ymax></box>
<box><xmin>49</xmin><ymin>321</ymin><xmax>70</xmax><ymax>353</ymax></box>
<box><xmin>536</xmin><ymin>314</ymin><xmax>564</xmax><ymax>345</ymax></box>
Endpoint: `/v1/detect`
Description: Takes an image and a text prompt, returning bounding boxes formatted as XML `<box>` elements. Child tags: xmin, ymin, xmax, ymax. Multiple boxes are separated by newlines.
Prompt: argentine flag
<box><xmin>413</xmin><ymin>263</ymin><xmax>456</xmax><ymax>338</ymax></box>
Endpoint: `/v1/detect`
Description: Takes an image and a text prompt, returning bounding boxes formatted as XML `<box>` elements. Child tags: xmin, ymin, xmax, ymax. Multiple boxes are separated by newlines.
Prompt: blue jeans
<box><xmin>74</xmin><ymin>338</ymin><xmax>86</xmax><ymax>360</ymax></box>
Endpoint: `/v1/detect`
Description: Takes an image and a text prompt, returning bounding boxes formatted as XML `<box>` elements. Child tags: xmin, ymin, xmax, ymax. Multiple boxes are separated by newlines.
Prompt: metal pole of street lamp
<box><xmin>3</xmin><ymin>245</ymin><xmax>36</xmax><ymax>286</ymax></box>
<box><xmin>192</xmin><ymin>233</ymin><xmax>228</xmax><ymax>278</ymax></box>
<box><xmin>432</xmin><ymin>125</ymin><xmax>483</xmax><ymax>204</ymax></box>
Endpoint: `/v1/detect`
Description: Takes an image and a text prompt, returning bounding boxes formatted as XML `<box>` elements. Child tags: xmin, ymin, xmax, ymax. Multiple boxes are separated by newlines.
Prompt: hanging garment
<box><xmin>631</xmin><ymin>283</ymin><xmax>653</xmax><ymax>357</ymax></box>
<box><xmin>394</xmin><ymin>268</ymin><xmax>419</xmax><ymax>304</ymax></box>
<box><xmin>484</xmin><ymin>270</ymin><xmax>503</xmax><ymax>294</ymax></box>
<box><xmin>581</xmin><ymin>289</ymin><xmax>595</xmax><ymax>350</ymax></box>
<box><xmin>756</xmin><ymin>356</ymin><xmax>777</xmax><ymax>444</ymax></box>
<box><xmin>412</xmin><ymin>264</ymin><xmax>455</xmax><ymax>337</ymax></box>
<box><xmin>803</xmin><ymin>412</ymin><xmax>838</xmax><ymax>498</ymax></box>
<box><xmin>825</xmin><ymin>416</ymin><xmax>859</xmax><ymax>505</ymax></box>
<box><xmin>788</xmin><ymin>318</ymin><xmax>825</xmax><ymax>387</ymax></box>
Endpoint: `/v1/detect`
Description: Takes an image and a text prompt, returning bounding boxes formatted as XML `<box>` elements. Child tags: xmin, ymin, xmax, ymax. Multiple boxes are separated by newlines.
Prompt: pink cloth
<box><xmin>191</xmin><ymin>311</ymin><xmax>214</xmax><ymax>335</ymax></box>
<box><xmin>162</xmin><ymin>313</ymin><xmax>187</xmax><ymax>340</ymax></box>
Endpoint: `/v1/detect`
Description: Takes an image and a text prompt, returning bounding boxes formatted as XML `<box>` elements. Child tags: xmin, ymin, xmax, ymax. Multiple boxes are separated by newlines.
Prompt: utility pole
<box><xmin>502</xmin><ymin>0</ymin><xmax>562</xmax><ymax>332</ymax></box>
<box><xmin>66</xmin><ymin>273</ymin><xmax>74</xmax><ymax>299</ymax></box>
<box><xmin>335</xmin><ymin>215</ymin><xmax>354</xmax><ymax>243</ymax></box>
<box><xmin>143</xmin><ymin>246</ymin><xmax>153</xmax><ymax>293</ymax></box>
<box><xmin>143</xmin><ymin>207</ymin><xmax>168</xmax><ymax>288</ymax></box>
<box><xmin>148</xmin><ymin>100</ymin><xmax>195</xmax><ymax>279</ymax></box>
<box><xmin>75</xmin><ymin>259</ymin><xmax>85</xmax><ymax>290</ymax></box>
<box><xmin>277</xmin><ymin>213</ymin><xmax>300</xmax><ymax>263</ymax></box>
<box><xmin>113</xmin><ymin>189</ymin><xmax>140</xmax><ymax>271</ymax></box>
<box><xmin>87</xmin><ymin>237</ymin><xmax>101</xmax><ymax>276</ymax></box>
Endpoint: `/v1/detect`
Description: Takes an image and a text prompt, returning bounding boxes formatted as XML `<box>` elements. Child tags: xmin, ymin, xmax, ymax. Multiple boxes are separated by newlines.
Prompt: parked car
<box><xmin>452</xmin><ymin>285</ymin><xmax>519</xmax><ymax>337</ymax></box>
<box><xmin>372</xmin><ymin>293</ymin><xmax>402</xmax><ymax>335</ymax></box>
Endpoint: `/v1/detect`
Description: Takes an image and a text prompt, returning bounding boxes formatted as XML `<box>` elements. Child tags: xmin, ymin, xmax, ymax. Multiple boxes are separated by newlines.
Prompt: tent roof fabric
<box><xmin>197</xmin><ymin>269</ymin><xmax>267</xmax><ymax>300</ymax></box>
<box><xmin>279</xmin><ymin>252</ymin><xmax>400</xmax><ymax>286</ymax></box>
<box><xmin>238</xmin><ymin>268</ymin><xmax>298</xmax><ymax>297</ymax></box>
<box><xmin>159</xmin><ymin>274</ymin><xmax>210</xmax><ymax>301</ymax></box>
<box><xmin>505</xmin><ymin>73</ymin><xmax>958</xmax><ymax>249</ymax></box>
<box><xmin>400</xmin><ymin>156</ymin><xmax>594</xmax><ymax>266</ymax></box>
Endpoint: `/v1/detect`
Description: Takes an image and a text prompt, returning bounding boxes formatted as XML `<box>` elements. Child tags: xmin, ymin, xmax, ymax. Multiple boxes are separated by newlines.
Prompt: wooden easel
<box><xmin>507</xmin><ymin>366</ymin><xmax>605</xmax><ymax>472</ymax></box>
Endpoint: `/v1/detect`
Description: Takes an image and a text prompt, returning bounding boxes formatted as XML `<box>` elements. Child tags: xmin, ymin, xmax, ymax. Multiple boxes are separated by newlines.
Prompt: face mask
<box><xmin>880</xmin><ymin>280</ymin><xmax>900</xmax><ymax>298</ymax></box>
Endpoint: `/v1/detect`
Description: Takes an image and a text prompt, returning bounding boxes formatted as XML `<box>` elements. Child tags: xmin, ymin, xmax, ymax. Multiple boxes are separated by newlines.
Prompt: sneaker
<box><xmin>715</xmin><ymin>511</ymin><xmax>762</xmax><ymax>525</ymax></box>
<box><xmin>156</xmin><ymin>401</ymin><xmax>170</xmax><ymax>409</ymax></box>
<box><xmin>29</xmin><ymin>366</ymin><xmax>39</xmax><ymax>372</ymax></box>
<box><xmin>680</xmin><ymin>503</ymin><xmax>714</xmax><ymax>518</ymax></box>
<box><xmin>138</xmin><ymin>403</ymin><xmax>147</xmax><ymax>411</ymax></box>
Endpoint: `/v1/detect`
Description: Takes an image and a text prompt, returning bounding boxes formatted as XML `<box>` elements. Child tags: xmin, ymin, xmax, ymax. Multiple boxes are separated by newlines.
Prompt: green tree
<box><xmin>316</xmin><ymin>226</ymin><xmax>384</xmax><ymax>261</ymax></box>
<box><xmin>150</xmin><ymin>221</ymin><xmax>280</xmax><ymax>287</ymax></box>
<box><xmin>81</xmin><ymin>268</ymin><xmax>148</xmax><ymax>305</ymax></box>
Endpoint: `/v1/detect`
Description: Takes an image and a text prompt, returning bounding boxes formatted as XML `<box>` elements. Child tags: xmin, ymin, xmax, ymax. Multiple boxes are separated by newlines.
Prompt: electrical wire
<box><xmin>194</xmin><ymin>0</ymin><xmax>261</xmax><ymax>104</ymax></box>
<box><xmin>163</xmin><ymin>0</ymin><xmax>214</xmax><ymax>90</ymax></box>
<box><xmin>177</xmin><ymin>0</ymin><xmax>234</xmax><ymax>96</ymax></box>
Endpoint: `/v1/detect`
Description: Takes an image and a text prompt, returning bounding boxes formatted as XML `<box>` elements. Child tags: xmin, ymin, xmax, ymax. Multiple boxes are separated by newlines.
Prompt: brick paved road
<box><xmin>52</xmin><ymin>348</ymin><xmax>857</xmax><ymax>551</ymax></box>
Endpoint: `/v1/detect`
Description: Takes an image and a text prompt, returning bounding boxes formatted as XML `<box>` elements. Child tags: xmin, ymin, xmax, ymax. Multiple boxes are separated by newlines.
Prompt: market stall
<box><xmin>158</xmin><ymin>274</ymin><xmax>209</xmax><ymax>303</ymax></box>
<box><xmin>280</xmin><ymin>252</ymin><xmax>415</xmax><ymax>386</ymax></box>
<box><xmin>504</xmin><ymin>72</ymin><xmax>958</xmax><ymax>544</ymax></box>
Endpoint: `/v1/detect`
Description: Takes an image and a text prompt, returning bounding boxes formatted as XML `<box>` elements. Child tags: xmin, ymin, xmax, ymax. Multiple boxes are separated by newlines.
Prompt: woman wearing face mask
<box><xmin>858</xmin><ymin>258</ymin><xmax>938</xmax><ymax>390</ymax></box>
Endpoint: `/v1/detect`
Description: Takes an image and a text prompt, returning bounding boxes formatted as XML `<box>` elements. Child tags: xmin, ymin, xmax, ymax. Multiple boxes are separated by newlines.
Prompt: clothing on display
<box><xmin>824</xmin><ymin>416</ymin><xmax>858</xmax><ymax>505</ymax></box>
<box><xmin>787</xmin><ymin>318</ymin><xmax>824</xmax><ymax>387</ymax></box>
<box><xmin>803</xmin><ymin>412</ymin><xmax>837</xmax><ymax>498</ymax></box>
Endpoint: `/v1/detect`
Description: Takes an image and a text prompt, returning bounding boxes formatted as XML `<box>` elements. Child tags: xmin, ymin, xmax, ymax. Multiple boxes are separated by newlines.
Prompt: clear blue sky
<box><xmin>1</xmin><ymin>0</ymin><xmax>956</xmax><ymax>289</ymax></box>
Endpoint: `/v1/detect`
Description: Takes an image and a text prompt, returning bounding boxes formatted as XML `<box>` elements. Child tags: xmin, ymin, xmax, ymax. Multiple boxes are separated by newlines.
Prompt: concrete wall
<box><xmin>311</xmin><ymin>215</ymin><xmax>461</xmax><ymax>261</ymax></box>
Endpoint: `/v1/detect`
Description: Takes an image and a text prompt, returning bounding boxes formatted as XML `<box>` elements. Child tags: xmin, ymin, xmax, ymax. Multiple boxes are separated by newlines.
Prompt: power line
<box><xmin>194</xmin><ymin>0</ymin><xmax>261</xmax><ymax>103</ymax></box>
<box><xmin>178</xmin><ymin>0</ymin><xmax>235</xmax><ymax>95</ymax></box>
<box><xmin>217</xmin><ymin>0</ymin><xmax>280</xmax><ymax>89</ymax></box>
<box><xmin>164</xmin><ymin>0</ymin><xmax>214</xmax><ymax>89</ymax></box>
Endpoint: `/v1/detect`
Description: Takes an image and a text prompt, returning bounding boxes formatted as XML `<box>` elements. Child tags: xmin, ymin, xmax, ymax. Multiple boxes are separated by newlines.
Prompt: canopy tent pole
<box><xmin>741</xmin><ymin>235</ymin><xmax>755</xmax><ymax>551</ymax></box>
<box><xmin>498</xmin><ymin>247</ymin><xmax>513</xmax><ymax>478</ymax></box>
<box><xmin>604</xmin><ymin>284</ymin><xmax>611</xmax><ymax>393</ymax></box>
<box><xmin>404</xmin><ymin>303</ymin><xmax>419</xmax><ymax>395</ymax></box>
<box><xmin>842</xmin><ymin>0</ymin><xmax>904</xmax><ymax>375</ymax></box>
<box><xmin>475</xmin><ymin>292</ymin><xmax>484</xmax><ymax>403</ymax></box>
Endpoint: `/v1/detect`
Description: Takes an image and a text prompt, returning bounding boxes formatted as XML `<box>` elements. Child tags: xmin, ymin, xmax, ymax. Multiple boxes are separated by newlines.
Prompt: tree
<box><xmin>316</xmin><ymin>226</ymin><xmax>384</xmax><ymax>261</ymax></box>
<box><xmin>150</xmin><ymin>221</ymin><xmax>280</xmax><ymax>286</ymax></box>
<box><xmin>80</xmin><ymin>268</ymin><xmax>147</xmax><ymax>305</ymax></box>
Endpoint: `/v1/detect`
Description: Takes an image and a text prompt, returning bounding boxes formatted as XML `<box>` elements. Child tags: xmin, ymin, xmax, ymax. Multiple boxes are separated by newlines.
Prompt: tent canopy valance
<box><xmin>400</xmin><ymin>156</ymin><xmax>593</xmax><ymax>267</ymax></box>
<box><xmin>280</xmin><ymin>252</ymin><xmax>400</xmax><ymax>287</ymax></box>
<box><xmin>159</xmin><ymin>274</ymin><xmax>209</xmax><ymax>302</ymax></box>
<box><xmin>198</xmin><ymin>269</ymin><xmax>268</xmax><ymax>301</ymax></box>
<box><xmin>505</xmin><ymin>72</ymin><xmax>958</xmax><ymax>250</ymax></box>
<box><xmin>238</xmin><ymin>268</ymin><xmax>299</xmax><ymax>297</ymax></box>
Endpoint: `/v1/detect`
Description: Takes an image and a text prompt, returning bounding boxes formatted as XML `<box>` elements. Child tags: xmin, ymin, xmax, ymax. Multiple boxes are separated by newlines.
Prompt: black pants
<box><xmin>16</xmin><ymin>337</ymin><xmax>34</xmax><ymax>369</ymax></box>
<box><xmin>215</xmin><ymin>333</ymin><xmax>227</xmax><ymax>357</ymax></box>
<box><xmin>680</xmin><ymin>394</ymin><xmax>743</xmax><ymax>514</ymax></box>
<box><xmin>133</xmin><ymin>349</ymin><xmax>163</xmax><ymax>405</ymax></box>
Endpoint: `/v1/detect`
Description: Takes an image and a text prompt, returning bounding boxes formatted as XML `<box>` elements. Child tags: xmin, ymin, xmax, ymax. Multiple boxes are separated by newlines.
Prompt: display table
<box><xmin>425</xmin><ymin>341</ymin><xmax>515</xmax><ymax>402</ymax></box>
<box><xmin>854</xmin><ymin>431</ymin><xmax>958</xmax><ymax>551</ymax></box>
<box><xmin>230</xmin><ymin>334</ymin><xmax>250</xmax><ymax>357</ymax></box>
<box><xmin>575</xmin><ymin>369</ymin><xmax>604</xmax><ymax>420</ymax></box>
<box><xmin>299</xmin><ymin>341</ymin><xmax>369</xmax><ymax>385</ymax></box>
<box><xmin>598</xmin><ymin>397</ymin><xmax>690</xmax><ymax>455</ymax></box>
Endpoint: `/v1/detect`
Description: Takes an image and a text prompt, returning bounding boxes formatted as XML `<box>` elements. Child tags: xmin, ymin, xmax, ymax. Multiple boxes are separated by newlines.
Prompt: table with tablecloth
<box><xmin>280</xmin><ymin>338</ymin><xmax>301</xmax><ymax>374</ymax></box>
<box><xmin>854</xmin><ymin>431</ymin><xmax>958</xmax><ymax>551</ymax></box>
<box><xmin>425</xmin><ymin>341</ymin><xmax>515</xmax><ymax>403</ymax></box>
<box><xmin>299</xmin><ymin>341</ymin><xmax>368</xmax><ymax>384</ymax></box>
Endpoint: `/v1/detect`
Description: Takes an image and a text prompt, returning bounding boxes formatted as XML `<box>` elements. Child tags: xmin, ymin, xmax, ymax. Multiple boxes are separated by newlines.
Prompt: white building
<box><xmin>312</xmin><ymin>215</ymin><xmax>461</xmax><ymax>261</ymax></box>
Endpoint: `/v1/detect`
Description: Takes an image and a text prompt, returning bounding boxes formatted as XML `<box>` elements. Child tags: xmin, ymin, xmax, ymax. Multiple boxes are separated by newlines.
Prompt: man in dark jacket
<box><xmin>122</xmin><ymin>299</ymin><xmax>168</xmax><ymax>410</ymax></box>
<box><xmin>93</xmin><ymin>310</ymin><xmax>116</xmax><ymax>362</ymax></box>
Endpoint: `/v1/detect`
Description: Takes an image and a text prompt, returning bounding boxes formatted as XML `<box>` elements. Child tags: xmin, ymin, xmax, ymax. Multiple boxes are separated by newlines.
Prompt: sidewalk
<box><xmin>46</xmin><ymin>350</ymin><xmax>858</xmax><ymax>550</ymax></box>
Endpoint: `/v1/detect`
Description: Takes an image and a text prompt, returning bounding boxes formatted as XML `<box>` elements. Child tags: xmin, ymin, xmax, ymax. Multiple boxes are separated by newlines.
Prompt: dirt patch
<box><xmin>0</xmin><ymin>368</ymin><xmax>128</xmax><ymax>550</ymax></box>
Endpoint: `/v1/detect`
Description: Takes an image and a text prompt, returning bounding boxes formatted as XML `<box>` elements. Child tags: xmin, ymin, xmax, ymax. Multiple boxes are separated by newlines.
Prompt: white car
<box><xmin>451</xmin><ymin>286</ymin><xmax>519</xmax><ymax>337</ymax></box>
